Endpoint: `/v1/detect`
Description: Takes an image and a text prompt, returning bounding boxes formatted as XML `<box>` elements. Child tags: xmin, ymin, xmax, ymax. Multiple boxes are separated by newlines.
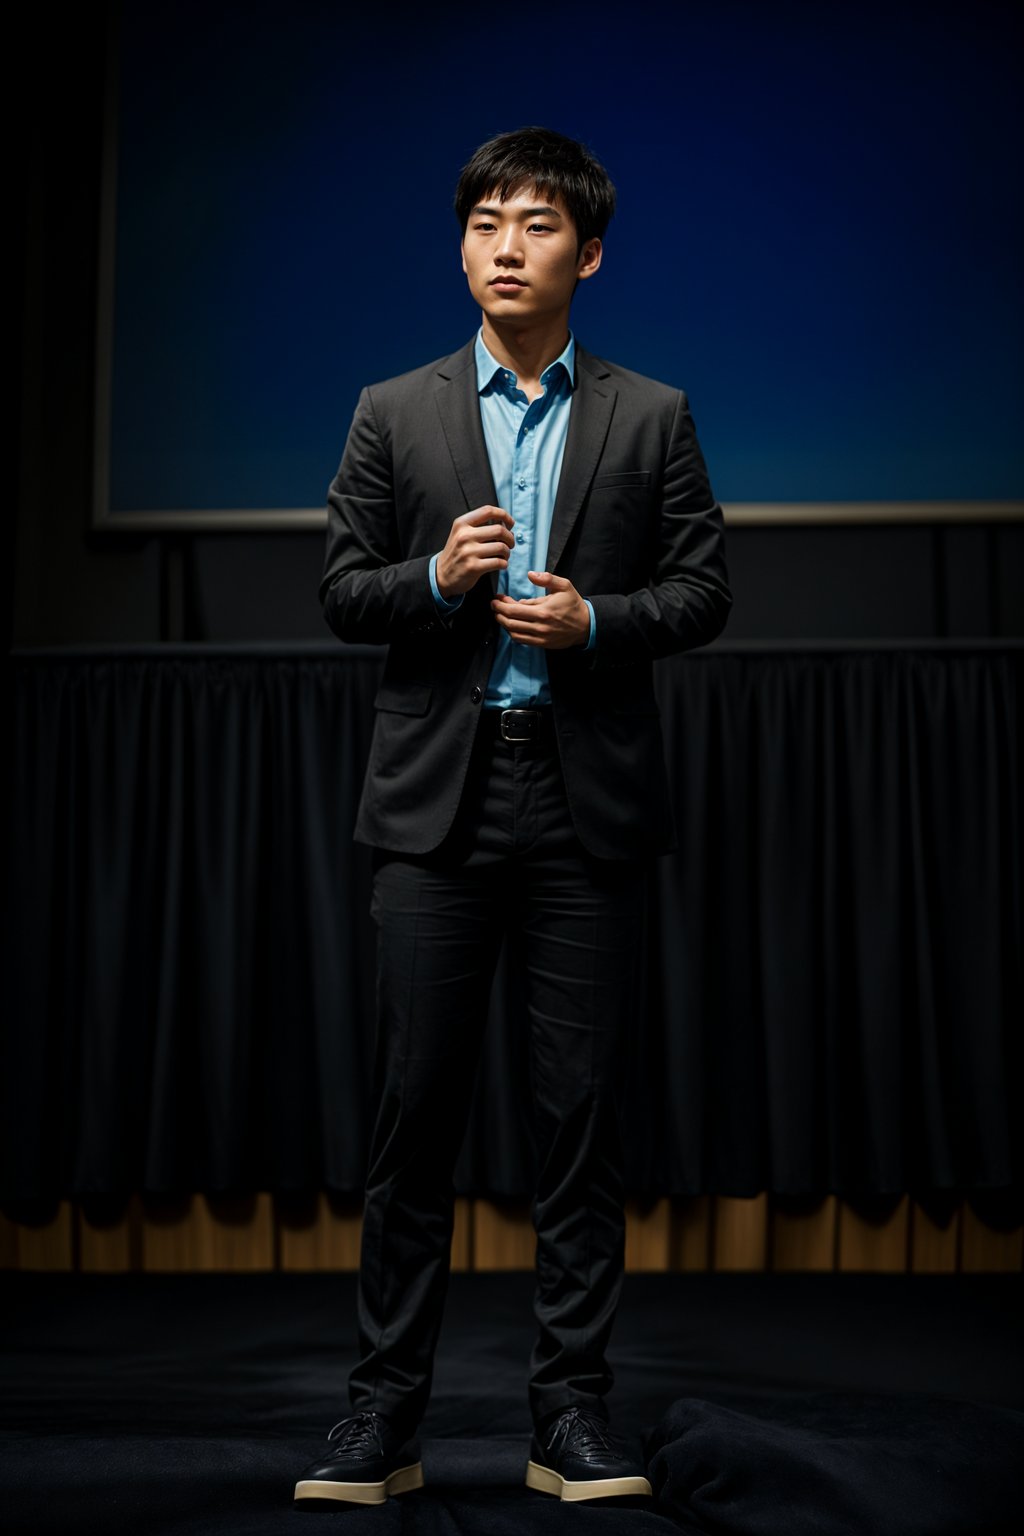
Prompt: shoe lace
<box><xmin>325</xmin><ymin>1411</ymin><xmax>386</xmax><ymax>1455</ymax></box>
<box><xmin>546</xmin><ymin>1407</ymin><xmax>614</xmax><ymax>1459</ymax></box>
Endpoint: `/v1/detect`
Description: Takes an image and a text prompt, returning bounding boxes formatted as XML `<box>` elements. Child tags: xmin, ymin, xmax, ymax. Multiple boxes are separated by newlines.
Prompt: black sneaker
<box><xmin>293</xmin><ymin>1411</ymin><xmax>423</xmax><ymax>1505</ymax></box>
<box><xmin>526</xmin><ymin>1406</ymin><xmax>653</xmax><ymax>1501</ymax></box>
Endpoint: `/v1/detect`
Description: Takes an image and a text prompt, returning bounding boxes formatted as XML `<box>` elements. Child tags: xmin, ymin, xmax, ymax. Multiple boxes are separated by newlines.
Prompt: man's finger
<box><xmin>495</xmin><ymin>615</ymin><xmax>552</xmax><ymax>637</ymax></box>
<box><xmin>491</xmin><ymin>602</ymin><xmax>540</xmax><ymax>620</ymax></box>
<box><xmin>473</xmin><ymin>536</ymin><xmax>511</xmax><ymax>548</ymax></box>
<box><xmin>466</xmin><ymin>505</ymin><xmax>514</xmax><ymax>527</ymax></box>
<box><xmin>493</xmin><ymin>594</ymin><xmax>571</xmax><ymax>615</ymax></box>
<box><xmin>495</xmin><ymin>625</ymin><xmax>547</xmax><ymax>646</ymax></box>
<box><xmin>471</xmin><ymin>541</ymin><xmax>514</xmax><ymax>558</ymax></box>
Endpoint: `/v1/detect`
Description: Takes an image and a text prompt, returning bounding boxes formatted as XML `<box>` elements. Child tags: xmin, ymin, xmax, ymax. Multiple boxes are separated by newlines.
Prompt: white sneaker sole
<box><xmin>294</xmin><ymin>1461</ymin><xmax>424</xmax><ymax>1505</ymax></box>
<box><xmin>526</xmin><ymin>1459</ymin><xmax>653</xmax><ymax>1501</ymax></box>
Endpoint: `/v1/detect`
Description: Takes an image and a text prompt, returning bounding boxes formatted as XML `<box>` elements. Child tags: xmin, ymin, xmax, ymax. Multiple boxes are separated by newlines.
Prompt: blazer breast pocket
<box><xmin>591</xmin><ymin>469</ymin><xmax>652</xmax><ymax>490</ymax></box>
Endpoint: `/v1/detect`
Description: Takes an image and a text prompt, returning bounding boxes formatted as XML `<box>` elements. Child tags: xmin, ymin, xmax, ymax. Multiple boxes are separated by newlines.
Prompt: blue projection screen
<box><xmin>95</xmin><ymin>0</ymin><xmax>1023</xmax><ymax>529</ymax></box>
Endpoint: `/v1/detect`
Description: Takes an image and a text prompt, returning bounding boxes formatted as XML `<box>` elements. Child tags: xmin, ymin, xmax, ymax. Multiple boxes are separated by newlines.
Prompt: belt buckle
<box><xmin>499</xmin><ymin>709</ymin><xmax>537</xmax><ymax>743</ymax></box>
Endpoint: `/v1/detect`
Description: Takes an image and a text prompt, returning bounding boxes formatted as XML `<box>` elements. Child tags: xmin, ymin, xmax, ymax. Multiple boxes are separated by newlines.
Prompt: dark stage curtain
<box><xmin>3</xmin><ymin>644</ymin><xmax>1021</xmax><ymax>1201</ymax></box>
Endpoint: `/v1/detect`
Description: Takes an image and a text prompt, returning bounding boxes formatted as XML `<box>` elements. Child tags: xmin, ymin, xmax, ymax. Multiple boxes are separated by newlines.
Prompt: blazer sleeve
<box><xmin>319</xmin><ymin>387</ymin><xmax>445</xmax><ymax>644</ymax></box>
<box><xmin>586</xmin><ymin>389</ymin><xmax>732</xmax><ymax>664</ymax></box>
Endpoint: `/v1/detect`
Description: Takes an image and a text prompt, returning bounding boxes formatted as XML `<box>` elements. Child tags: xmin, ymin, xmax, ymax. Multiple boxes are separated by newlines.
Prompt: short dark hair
<box><xmin>454</xmin><ymin>127</ymin><xmax>616</xmax><ymax>250</ymax></box>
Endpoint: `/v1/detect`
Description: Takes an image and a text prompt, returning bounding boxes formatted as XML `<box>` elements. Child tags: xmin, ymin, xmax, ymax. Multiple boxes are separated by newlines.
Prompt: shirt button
<box><xmin>516</xmin><ymin>532</ymin><xmax>525</xmax><ymax>544</ymax></box>
<box><xmin>518</xmin><ymin>478</ymin><xmax>527</xmax><ymax>490</ymax></box>
<box><xmin>470</xmin><ymin>686</ymin><xmax>482</xmax><ymax>704</ymax></box>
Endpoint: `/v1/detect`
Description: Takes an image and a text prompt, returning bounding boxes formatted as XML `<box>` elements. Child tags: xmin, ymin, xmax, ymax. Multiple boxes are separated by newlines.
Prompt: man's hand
<box><xmin>491</xmin><ymin>571</ymin><xmax>590</xmax><ymax>649</ymax></box>
<box><xmin>436</xmin><ymin>506</ymin><xmax>515</xmax><ymax>598</ymax></box>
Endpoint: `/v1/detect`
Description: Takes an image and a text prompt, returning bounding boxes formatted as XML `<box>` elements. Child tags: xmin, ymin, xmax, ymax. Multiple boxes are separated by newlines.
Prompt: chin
<box><xmin>482</xmin><ymin>293</ymin><xmax>534</xmax><ymax>318</ymax></box>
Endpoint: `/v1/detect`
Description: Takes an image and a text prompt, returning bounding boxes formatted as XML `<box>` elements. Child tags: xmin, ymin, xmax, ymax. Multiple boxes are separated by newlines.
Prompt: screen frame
<box><xmin>90</xmin><ymin>11</ymin><xmax>1023</xmax><ymax>535</ymax></box>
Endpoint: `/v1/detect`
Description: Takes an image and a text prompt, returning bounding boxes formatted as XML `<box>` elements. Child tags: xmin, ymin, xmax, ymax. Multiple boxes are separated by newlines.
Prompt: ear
<box><xmin>461</xmin><ymin>239</ymin><xmax>468</xmax><ymax>276</ymax></box>
<box><xmin>576</xmin><ymin>237</ymin><xmax>602</xmax><ymax>283</ymax></box>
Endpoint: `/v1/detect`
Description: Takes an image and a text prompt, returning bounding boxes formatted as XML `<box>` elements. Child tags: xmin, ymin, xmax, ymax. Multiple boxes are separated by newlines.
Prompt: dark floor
<box><xmin>2</xmin><ymin>1272</ymin><xmax>1022</xmax><ymax>1534</ymax></box>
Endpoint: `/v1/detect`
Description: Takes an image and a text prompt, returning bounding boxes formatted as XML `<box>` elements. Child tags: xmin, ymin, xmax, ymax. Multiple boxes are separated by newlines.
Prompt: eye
<box><xmin>474</xmin><ymin>221</ymin><xmax>496</xmax><ymax>232</ymax></box>
<box><xmin>528</xmin><ymin>223</ymin><xmax>554</xmax><ymax>233</ymax></box>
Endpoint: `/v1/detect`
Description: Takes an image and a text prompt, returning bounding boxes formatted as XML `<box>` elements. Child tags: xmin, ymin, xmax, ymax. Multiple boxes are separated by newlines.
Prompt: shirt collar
<box><xmin>475</xmin><ymin>328</ymin><xmax>576</xmax><ymax>396</ymax></box>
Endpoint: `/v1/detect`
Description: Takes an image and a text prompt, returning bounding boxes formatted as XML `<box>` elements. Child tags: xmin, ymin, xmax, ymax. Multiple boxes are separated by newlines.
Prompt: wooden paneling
<box><xmin>625</xmin><ymin>1199</ymin><xmax>672</xmax><ymax>1272</ymax></box>
<box><xmin>713</xmin><ymin>1195</ymin><xmax>769</xmax><ymax>1271</ymax></box>
<box><xmin>472</xmin><ymin>1201</ymin><xmax>534</xmax><ymax>1270</ymax></box>
<box><xmin>837</xmin><ymin>1195</ymin><xmax>909</xmax><ymax>1272</ymax></box>
<box><xmin>142</xmin><ymin>1194</ymin><xmax>274</xmax><ymax>1271</ymax></box>
<box><xmin>2</xmin><ymin>1192</ymin><xmax>1021</xmax><ymax>1271</ymax></box>
<box><xmin>275</xmin><ymin>1195</ymin><xmax>475</xmax><ymax>1272</ymax></box>
<box><xmin>909</xmin><ymin>1199</ymin><xmax>960</xmax><ymax>1274</ymax></box>
<box><xmin>276</xmin><ymin>1194</ymin><xmax>363</xmax><ymax>1272</ymax></box>
<box><xmin>771</xmin><ymin>1196</ymin><xmax>837</xmax><ymax>1272</ymax></box>
<box><xmin>78</xmin><ymin>1196</ymin><xmax>139</xmax><ymax>1272</ymax></box>
<box><xmin>961</xmin><ymin>1201</ymin><xmax>1024</xmax><ymax>1273</ymax></box>
<box><xmin>670</xmin><ymin>1197</ymin><xmax>712</xmax><ymax>1271</ymax></box>
<box><xmin>141</xmin><ymin>1196</ymin><xmax>202</xmax><ymax>1271</ymax></box>
<box><xmin>9</xmin><ymin>1201</ymin><xmax>74</xmax><ymax>1270</ymax></box>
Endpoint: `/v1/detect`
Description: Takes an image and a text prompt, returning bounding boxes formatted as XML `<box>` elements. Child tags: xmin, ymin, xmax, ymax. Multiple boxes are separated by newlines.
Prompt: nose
<box><xmin>495</xmin><ymin>224</ymin><xmax>524</xmax><ymax>266</ymax></box>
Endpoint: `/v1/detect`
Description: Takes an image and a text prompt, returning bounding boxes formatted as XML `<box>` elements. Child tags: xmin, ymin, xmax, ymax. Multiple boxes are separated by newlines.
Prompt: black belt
<box><xmin>481</xmin><ymin>707</ymin><xmax>554</xmax><ymax>743</ymax></box>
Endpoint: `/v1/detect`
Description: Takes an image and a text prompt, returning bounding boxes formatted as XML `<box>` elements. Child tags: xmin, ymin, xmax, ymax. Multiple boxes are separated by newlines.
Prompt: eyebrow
<box><xmin>470</xmin><ymin>204</ymin><xmax>564</xmax><ymax>220</ymax></box>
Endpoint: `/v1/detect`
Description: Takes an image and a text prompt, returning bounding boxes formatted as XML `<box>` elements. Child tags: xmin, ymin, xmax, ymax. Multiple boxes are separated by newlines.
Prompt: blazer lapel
<box><xmin>434</xmin><ymin>340</ymin><xmax>498</xmax><ymax>514</ymax></box>
<box><xmin>545</xmin><ymin>346</ymin><xmax>617</xmax><ymax>572</ymax></box>
<box><xmin>433</xmin><ymin>336</ymin><xmax>618</xmax><ymax>586</ymax></box>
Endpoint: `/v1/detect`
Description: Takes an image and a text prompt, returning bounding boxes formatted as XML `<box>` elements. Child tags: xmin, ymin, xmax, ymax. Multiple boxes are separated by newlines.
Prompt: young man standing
<box><xmin>295</xmin><ymin>127</ymin><xmax>731</xmax><ymax>1507</ymax></box>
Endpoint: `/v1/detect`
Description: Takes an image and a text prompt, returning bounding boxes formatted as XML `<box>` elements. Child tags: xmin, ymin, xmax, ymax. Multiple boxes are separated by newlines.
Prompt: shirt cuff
<box><xmin>429</xmin><ymin>553</ymin><xmax>464</xmax><ymax>612</ymax></box>
<box><xmin>584</xmin><ymin>598</ymin><xmax>596</xmax><ymax>651</ymax></box>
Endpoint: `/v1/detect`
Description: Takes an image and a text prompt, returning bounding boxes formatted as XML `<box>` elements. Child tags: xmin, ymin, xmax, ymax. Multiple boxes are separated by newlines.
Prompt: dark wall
<box><xmin>13</xmin><ymin>9</ymin><xmax>1022</xmax><ymax>649</ymax></box>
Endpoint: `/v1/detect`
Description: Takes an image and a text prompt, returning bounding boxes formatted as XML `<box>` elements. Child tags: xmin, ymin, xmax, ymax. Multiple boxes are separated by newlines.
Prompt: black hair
<box><xmin>454</xmin><ymin>127</ymin><xmax>616</xmax><ymax>251</ymax></box>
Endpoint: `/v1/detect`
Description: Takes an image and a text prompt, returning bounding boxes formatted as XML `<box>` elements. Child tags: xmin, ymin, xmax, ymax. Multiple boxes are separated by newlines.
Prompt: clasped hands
<box><xmin>435</xmin><ymin>505</ymin><xmax>589</xmax><ymax>650</ymax></box>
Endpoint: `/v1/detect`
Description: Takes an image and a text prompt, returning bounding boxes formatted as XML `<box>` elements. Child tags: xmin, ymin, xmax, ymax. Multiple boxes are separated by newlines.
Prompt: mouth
<box><xmin>489</xmin><ymin>276</ymin><xmax>527</xmax><ymax>289</ymax></box>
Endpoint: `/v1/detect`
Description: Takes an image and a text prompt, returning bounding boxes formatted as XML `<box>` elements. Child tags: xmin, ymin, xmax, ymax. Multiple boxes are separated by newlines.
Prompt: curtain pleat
<box><xmin>4</xmin><ymin>645</ymin><xmax>1021</xmax><ymax>1200</ymax></box>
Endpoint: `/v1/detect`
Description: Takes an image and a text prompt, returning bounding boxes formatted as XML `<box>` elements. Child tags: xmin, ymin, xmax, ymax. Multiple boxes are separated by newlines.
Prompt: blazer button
<box><xmin>470</xmin><ymin>686</ymin><xmax>482</xmax><ymax>704</ymax></box>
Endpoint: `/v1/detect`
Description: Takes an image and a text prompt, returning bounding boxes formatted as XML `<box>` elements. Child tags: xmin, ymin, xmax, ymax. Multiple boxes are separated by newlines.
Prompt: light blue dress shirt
<box><xmin>429</xmin><ymin>329</ymin><xmax>596</xmax><ymax>708</ymax></box>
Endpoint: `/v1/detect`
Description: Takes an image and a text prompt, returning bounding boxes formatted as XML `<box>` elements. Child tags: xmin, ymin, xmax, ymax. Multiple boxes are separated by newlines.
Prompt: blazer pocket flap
<box><xmin>374</xmin><ymin>683</ymin><xmax>432</xmax><ymax>716</ymax></box>
<box><xmin>591</xmin><ymin>469</ymin><xmax>652</xmax><ymax>489</ymax></box>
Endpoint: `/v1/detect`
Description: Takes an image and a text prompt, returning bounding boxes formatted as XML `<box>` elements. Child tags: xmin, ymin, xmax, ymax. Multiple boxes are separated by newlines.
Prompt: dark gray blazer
<box><xmin>320</xmin><ymin>335</ymin><xmax>732</xmax><ymax>858</ymax></box>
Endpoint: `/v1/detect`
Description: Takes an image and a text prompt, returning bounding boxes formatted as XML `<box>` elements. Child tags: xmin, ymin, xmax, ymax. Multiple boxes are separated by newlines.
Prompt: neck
<box><xmin>480</xmin><ymin>313</ymin><xmax>572</xmax><ymax>385</ymax></box>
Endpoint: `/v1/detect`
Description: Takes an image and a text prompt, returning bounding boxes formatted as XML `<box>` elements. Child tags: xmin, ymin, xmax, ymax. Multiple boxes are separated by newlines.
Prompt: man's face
<box><xmin>460</xmin><ymin>184</ymin><xmax>601</xmax><ymax>326</ymax></box>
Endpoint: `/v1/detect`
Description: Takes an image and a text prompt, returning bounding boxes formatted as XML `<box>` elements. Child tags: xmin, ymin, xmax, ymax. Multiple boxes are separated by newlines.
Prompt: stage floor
<box><xmin>2</xmin><ymin>1271</ymin><xmax>1022</xmax><ymax>1533</ymax></box>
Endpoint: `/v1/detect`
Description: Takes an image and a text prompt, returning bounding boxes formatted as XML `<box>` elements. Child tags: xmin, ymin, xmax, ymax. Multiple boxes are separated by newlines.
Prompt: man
<box><xmin>295</xmin><ymin>126</ymin><xmax>731</xmax><ymax>1507</ymax></box>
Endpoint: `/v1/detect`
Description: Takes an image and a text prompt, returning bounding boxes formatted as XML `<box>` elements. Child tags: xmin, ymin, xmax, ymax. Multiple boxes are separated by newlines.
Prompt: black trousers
<box><xmin>348</xmin><ymin>716</ymin><xmax>645</xmax><ymax>1435</ymax></box>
